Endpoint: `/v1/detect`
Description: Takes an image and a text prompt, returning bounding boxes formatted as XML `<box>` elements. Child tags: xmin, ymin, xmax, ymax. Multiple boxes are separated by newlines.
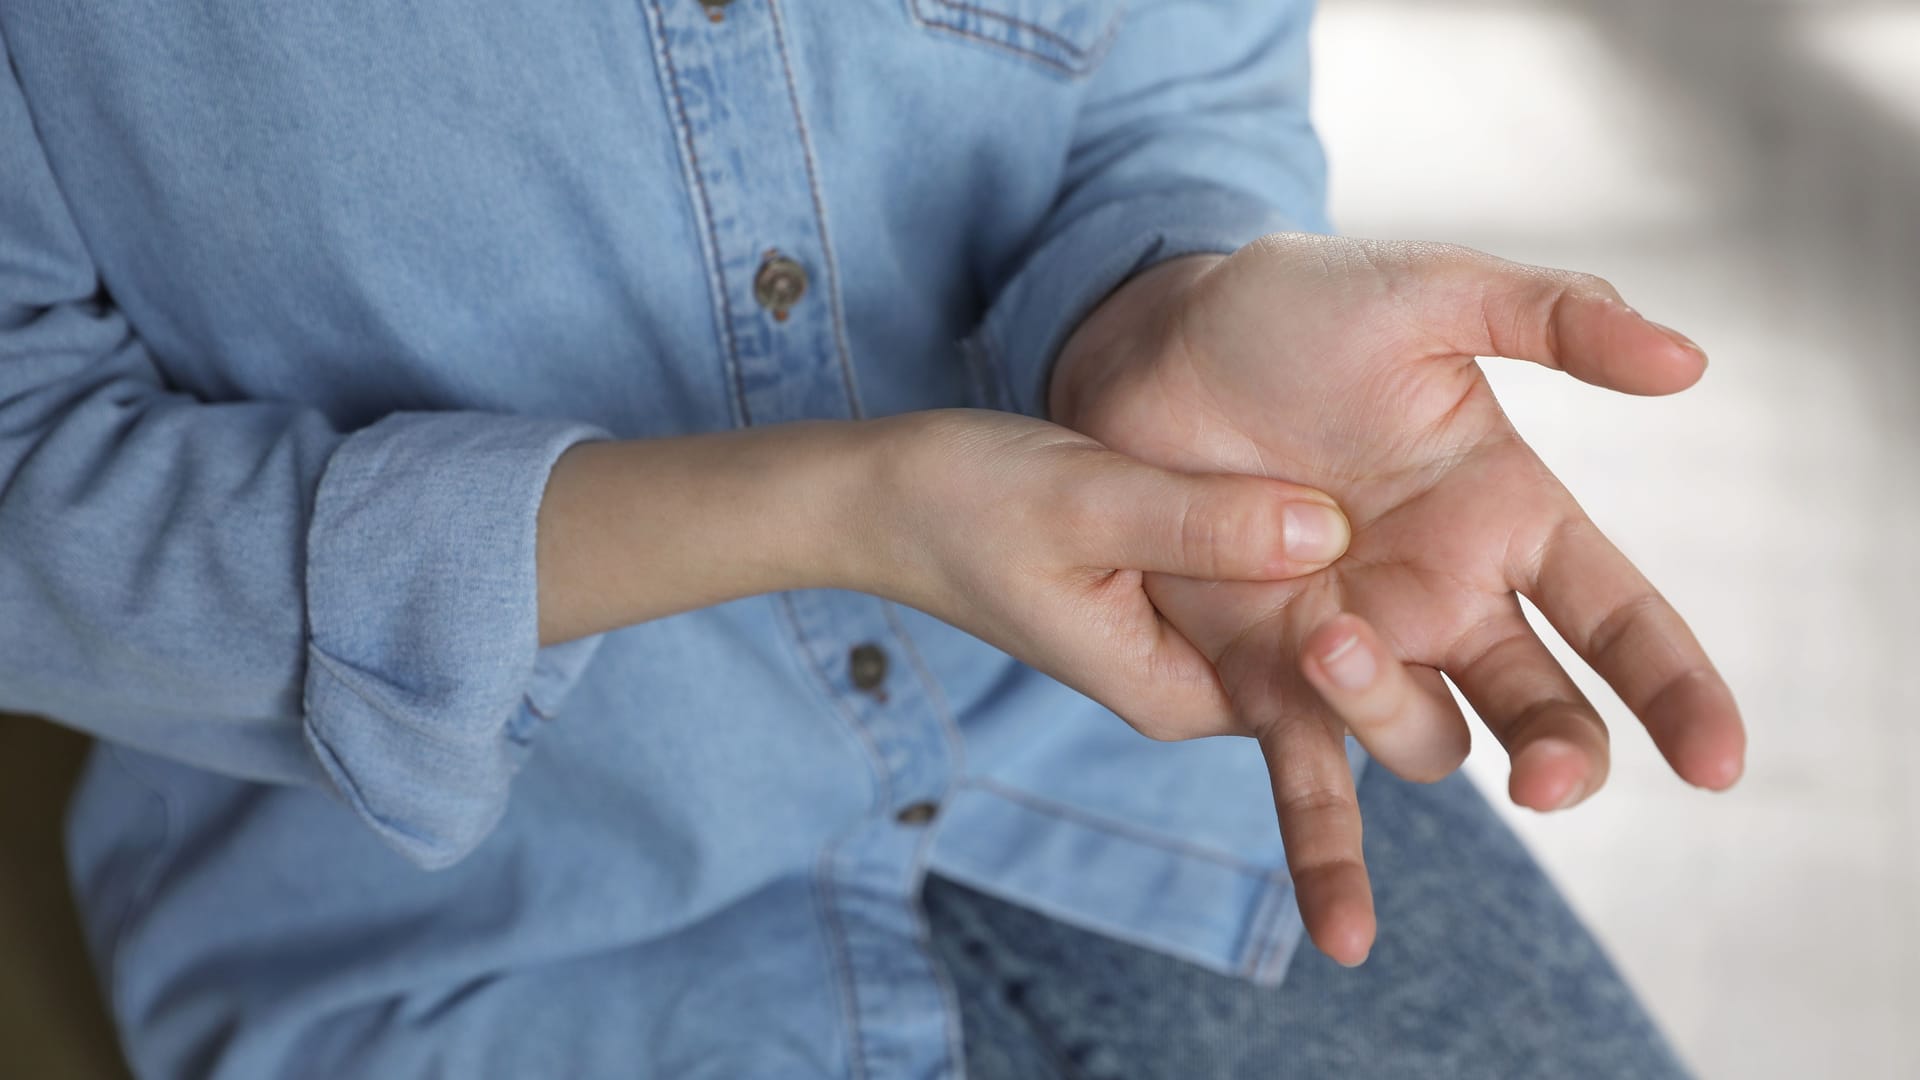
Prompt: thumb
<box><xmin>1391</xmin><ymin>241</ymin><xmax>1710</xmax><ymax>396</ymax></box>
<box><xmin>1079</xmin><ymin>460</ymin><xmax>1350</xmax><ymax>580</ymax></box>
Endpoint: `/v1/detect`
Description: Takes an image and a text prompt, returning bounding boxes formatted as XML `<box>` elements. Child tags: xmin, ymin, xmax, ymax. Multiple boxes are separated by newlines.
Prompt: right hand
<box><xmin>860</xmin><ymin>409</ymin><xmax>1352</xmax><ymax>740</ymax></box>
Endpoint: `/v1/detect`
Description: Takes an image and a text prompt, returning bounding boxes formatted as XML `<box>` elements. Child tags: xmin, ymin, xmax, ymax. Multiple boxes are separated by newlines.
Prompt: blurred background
<box><xmin>2</xmin><ymin>2</ymin><xmax>1915</xmax><ymax>1078</ymax></box>
<box><xmin>1310</xmin><ymin>0</ymin><xmax>1920</xmax><ymax>1076</ymax></box>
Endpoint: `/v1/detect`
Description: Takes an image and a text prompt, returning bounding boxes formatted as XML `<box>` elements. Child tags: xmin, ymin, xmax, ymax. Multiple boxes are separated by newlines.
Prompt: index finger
<box><xmin>1521</xmin><ymin>516</ymin><xmax>1745</xmax><ymax>790</ymax></box>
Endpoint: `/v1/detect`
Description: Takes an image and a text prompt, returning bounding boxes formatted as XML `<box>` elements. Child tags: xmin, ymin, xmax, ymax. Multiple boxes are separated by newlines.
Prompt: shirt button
<box><xmin>895</xmin><ymin>800</ymin><xmax>939</xmax><ymax>826</ymax></box>
<box><xmin>697</xmin><ymin>0</ymin><xmax>732</xmax><ymax>23</ymax></box>
<box><xmin>848</xmin><ymin>643</ymin><xmax>888</xmax><ymax>692</ymax></box>
<box><xmin>754</xmin><ymin>251</ymin><xmax>808</xmax><ymax>322</ymax></box>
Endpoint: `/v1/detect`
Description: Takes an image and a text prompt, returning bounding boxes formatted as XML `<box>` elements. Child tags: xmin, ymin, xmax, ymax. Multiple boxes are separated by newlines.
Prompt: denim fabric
<box><xmin>927</xmin><ymin>770</ymin><xmax>1692</xmax><ymax>1080</ymax></box>
<box><xmin>0</xmin><ymin>1</ymin><xmax>1360</xmax><ymax>1076</ymax></box>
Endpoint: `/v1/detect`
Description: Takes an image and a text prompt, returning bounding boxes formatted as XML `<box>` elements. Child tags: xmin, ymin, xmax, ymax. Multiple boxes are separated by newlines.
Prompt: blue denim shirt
<box><xmin>0</xmin><ymin>1</ymin><xmax>1358</xmax><ymax>1075</ymax></box>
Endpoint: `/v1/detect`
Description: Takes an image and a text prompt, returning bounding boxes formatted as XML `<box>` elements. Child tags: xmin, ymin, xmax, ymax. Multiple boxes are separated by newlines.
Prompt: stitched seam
<box><xmin>771</xmin><ymin>592</ymin><xmax>891</xmax><ymax>1080</ymax></box>
<box><xmin>921</xmin><ymin>0</ymin><xmax>1094</xmax><ymax>58</ymax></box>
<box><xmin>870</xmin><ymin>607</ymin><xmax>969</xmax><ymax>1075</ymax></box>
<box><xmin>1255</xmin><ymin>879</ymin><xmax>1300</xmax><ymax>982</ymax></box>
<box><xmin>909</xmin><ymin>0</ymin><xmax>1125</xmax><ymax>78</ymax></box>
<box><xmin>775</xmin><ymin>593</ymin><xmax>895</xmax><ymax>814</ymax></box>
<box><xmin>767</xmin><ymin>0</ymin><xmax>866</xmax><ymax>420</ymax></box>
<box><xmin>928</xmin><ymin>862</ymin><xmax>1234</xmax><ymax>975</ymax></box>
<box><xmin>1256</xmin><ymin>873</ymin><xmax>1296</xmax><ymax>980</ymax></box>
<box><xmin>1235</xmin><ymin>875</ymin><xmax>1276</xmax><ymax>978</ymax></box>
<box><xmin>305</xmin><ymin>647</ymin><xmax>486</xmax><ymax>749</ymax></box>
<box><xmin>880</xmin><ymin>606</ymin><xmax>974</xmax><ymax>1075</ymax></box>
<box><xmin>1239</xmin><ymin>871</ymin><xmax>1292</xmax><ymax>979</ymax></box>
<box><xmin>644</xmin><ymin>0</ymin><xmax>753</xmax><ymax>427</ymax></box>
<box><xmin>812</xmin><ymin>847</ymin><xmax>871</xmax><ymax>1080</ymax></box>
<box><xmin>916</xmin><ymin>20</ymin><xmax>1080</xmax><ymax>77</ymax></box>
<box><xmin>880</xmin><ymin>605</ymin><xmax>968</xmax><ymax>783</ymax></box>
<box><xmin>960</xmin><ymin>775</ymin><xmax>1278</xmax><ymax>876</ymax></box>
<box><xmin>303</xmin><ymin>719</ymin><xmax>449</xmax><ymax>853</ymax></box>
<box><xmin>903</xmin><ymin>801</ymin><xmax>966</xmax><ymax>1079</ymax></box>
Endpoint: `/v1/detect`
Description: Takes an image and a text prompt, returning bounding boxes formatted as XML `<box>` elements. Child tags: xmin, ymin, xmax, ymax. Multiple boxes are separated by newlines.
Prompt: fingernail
<box><xmin>1646</xmin><ymin>320</ymin><xmax>1706</xmax><ymax>359</ymax></box>
<box><xmin>1319</xmin><ymin>632</ymin><xmax>1376</xmax><ymax>691</ymax></box>
<box><xmin>1283</xmin><ymin>502</ymin><xmax>1349</xmax><ymax>565</ymax></box>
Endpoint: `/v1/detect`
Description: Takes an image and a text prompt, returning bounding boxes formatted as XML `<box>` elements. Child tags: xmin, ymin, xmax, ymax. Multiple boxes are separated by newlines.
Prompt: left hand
<box><xmin>1051</xmin><ymin>235</ymin><xmax>1746</xmax><ymax>965</ymax></box>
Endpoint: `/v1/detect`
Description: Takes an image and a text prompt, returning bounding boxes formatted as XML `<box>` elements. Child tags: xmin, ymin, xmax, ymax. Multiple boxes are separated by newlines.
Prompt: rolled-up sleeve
<box><xmin>0</xmin><ymin>34</ymin><xmax>605</xmax><ymax>869</ymax></box>
<box><xmin>973</xmin><ymin>0</ymin><xmax>1332</xmax><ymax>418</ymax></box>
<box><xmin>302</xmin><ymin>413</ymin><xmax>606</xmax><ymax>868</ymax></box>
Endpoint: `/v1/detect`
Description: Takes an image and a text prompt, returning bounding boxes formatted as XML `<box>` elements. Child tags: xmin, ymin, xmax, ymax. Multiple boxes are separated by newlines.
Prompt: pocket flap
<box><xmin>909</xmin><ymin>0</ymin><xmax>1124</xmax><ymax>76</ymax></box>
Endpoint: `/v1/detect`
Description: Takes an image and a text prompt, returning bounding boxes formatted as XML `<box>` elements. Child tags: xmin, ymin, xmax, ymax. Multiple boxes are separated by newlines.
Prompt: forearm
<box><xmin>535</xmin><ymin>420</ymin><xmax>888</xmax><ymax>645</ymax></box>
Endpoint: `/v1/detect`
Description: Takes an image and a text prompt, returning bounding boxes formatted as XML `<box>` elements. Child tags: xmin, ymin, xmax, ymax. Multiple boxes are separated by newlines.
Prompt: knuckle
<box><xmin>1586</xmin><ymin>592</ymin><xmax>1664</xmax><ymax>661</ymax></box>
<box><xmin>1566</xmin><ymin>269</ymin><xmax>1622</xmax><ymax>303</ymax></box>
<box><xmin>1501</xmin><ymin>700</ymin><xmax>1567</xmax><ymax>749</ymax></box>
<box><xmin>1277</xmin><ymin>784</ymin><xmax>1357</xmax><ymax>822</ymax></box>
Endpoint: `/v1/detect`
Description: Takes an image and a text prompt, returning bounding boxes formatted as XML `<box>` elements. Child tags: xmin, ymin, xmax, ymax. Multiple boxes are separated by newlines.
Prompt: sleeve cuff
<box><xmin>300</xmin><ymin>411</ymin><xmax>609</xmax><ymax>869</ymax></box>
<box><xmin>970</xmin><ymin>186</ymin><xmax>1322</xmax><ymax>419</ymax></box>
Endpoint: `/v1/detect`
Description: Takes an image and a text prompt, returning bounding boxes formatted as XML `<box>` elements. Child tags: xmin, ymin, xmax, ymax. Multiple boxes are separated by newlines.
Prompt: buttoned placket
<box><xmin>642</xmin><ymin>1</ymin><xmax>966</xmax><ymax>1075</ymax></box>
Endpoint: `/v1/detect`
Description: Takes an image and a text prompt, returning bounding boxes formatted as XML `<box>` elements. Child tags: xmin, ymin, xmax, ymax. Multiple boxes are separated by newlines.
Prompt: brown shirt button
<box><xmin>754</xmin><ymin>251</ymin><xmax>808</xmax><ymax>322</ymax></box>
<box><xmin>848</xmin><ymin>643</ymin><xmax>888</xmax><ymax>692</ymax></box>
<box><xmin>697</xmin><ymin>0</ymin><xmax>732</xmax><ymax>24</ymax></box>
<box><xmin>895</xmin><ymin>801</ymin><xmax>939</xmax><ymax>826</ymax></box>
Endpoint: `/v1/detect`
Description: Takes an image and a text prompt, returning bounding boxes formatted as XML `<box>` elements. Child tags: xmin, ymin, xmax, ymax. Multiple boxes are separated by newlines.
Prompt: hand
<box><xmin>539</xmin><ymin>408</ymin><xmax>1351</xmax><ymax>738</ymax></box>
<box><xmin>1052</xmin><ymin>236</ymin><xmax>1746</xmax><ymax>965</ymax></box>
<box><xmin>861</xmin><ymin>408</ymin><xmax>1352</xmax><ymax>736</ymax></box>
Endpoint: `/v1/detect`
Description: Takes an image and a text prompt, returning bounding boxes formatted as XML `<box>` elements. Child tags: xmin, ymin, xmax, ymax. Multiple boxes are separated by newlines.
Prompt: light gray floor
<box><xmin>1312</xmin><ymin>2</ymin><xmax>1920</xmax><ymax>1077</ymax></box>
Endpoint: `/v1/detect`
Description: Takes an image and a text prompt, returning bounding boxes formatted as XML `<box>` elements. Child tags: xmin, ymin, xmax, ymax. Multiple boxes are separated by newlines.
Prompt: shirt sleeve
<box><xmin>0</xmin><ymin>38</ymin><xmax>606</xmax><ymax>869</ymax></box>
<box><xmin>971</xmin><ymin>0</ymin><xmax>1332</xmax><ymax>418</ymax></box>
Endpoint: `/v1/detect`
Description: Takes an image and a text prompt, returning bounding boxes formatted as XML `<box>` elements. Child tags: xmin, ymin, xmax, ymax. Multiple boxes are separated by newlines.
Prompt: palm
<box><xmin>1057</xmin><ymin>236</ymin><xmax>1745</xmax><ymax>963</ymax></box>
<box><xmin>1158</xmin><ymin>364</ymin><xmax>1547</xmax><ymax>661</ymax></box>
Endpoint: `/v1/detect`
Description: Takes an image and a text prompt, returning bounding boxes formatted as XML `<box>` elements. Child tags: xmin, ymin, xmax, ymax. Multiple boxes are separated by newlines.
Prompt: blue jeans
<box><xmin>924</xmin><ymin>768</ymin><xmax>1690</xmax><ymax>1079</ymax></box>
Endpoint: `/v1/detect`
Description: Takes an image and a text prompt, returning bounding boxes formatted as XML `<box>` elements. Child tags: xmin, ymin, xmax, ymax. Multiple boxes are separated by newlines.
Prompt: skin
<box><xmin>1050</xmin><ymin>234</ymin><xmax>1747</xmax><ymax>966</ymax></box>
<box><xmin>535</xmin><ymin>409</ymin><xmax>1353</xmax><ymax>737</ymax></box>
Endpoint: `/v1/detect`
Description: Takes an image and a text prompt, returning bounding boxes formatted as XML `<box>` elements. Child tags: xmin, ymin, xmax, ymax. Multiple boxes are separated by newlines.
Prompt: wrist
<box><xmin>792</xmin><ymin>417</ymin><xmax>903</xmax><ymax>597</ymax></box>
<box><xmin>834</xmin><ymin>410</ymin><xmax>956</xmax><ymax>609</ymax></box>
<box><xmin>536</xmin><ymin>419</ymin><xmax>891</xmax><ymax>644</ymax></box>
<box><xmin>1048</xmin><ymin>253</ymin><xmax>1226</xmax><ymax>430</ymax></box>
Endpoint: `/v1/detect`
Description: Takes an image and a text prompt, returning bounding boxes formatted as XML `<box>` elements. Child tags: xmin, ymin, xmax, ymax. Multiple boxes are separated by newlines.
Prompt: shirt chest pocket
<box><xmin>906</xmin><ymin>0</ymin><xmax>1124</xmax><ymax>77</ymax></box>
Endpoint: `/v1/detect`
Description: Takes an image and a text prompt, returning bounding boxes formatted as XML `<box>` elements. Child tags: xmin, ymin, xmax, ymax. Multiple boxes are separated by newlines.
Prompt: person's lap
<box><xmin>924</xmin><ymin>765</ymin><xmax>1689</xmax><ymax>1079</ymax></box>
